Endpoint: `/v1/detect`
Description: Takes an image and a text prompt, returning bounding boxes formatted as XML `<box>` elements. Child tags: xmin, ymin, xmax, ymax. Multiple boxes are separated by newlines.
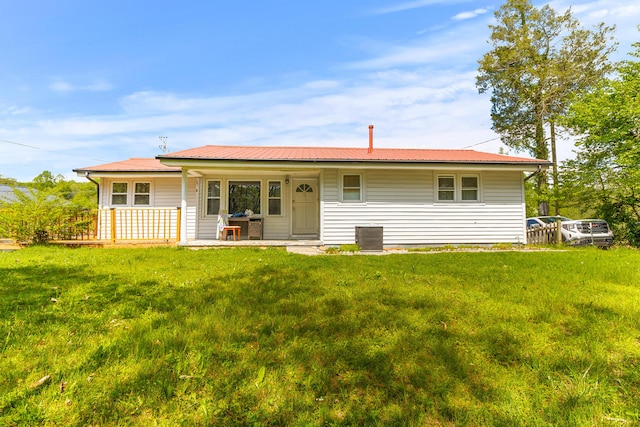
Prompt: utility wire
<box><xmin>462</xmin><ymin>136</ymin><xmax>501</xmax><ymax>149</ymax></box>
<box><xmin>0</xmin><ymin>137</ymin><xmax>157</xmax><ymax>170</ymax></box>
<box><xmin>0</xmin><ymin>138</ymin><xmax>108</xmax><ymax>163</ymax></box>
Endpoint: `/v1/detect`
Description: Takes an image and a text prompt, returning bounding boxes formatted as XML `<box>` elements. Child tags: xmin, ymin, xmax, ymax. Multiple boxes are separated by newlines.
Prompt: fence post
<box><xmin>92</xmin><ymin>210</ymin><xmax>98</xmax><ymax>240</ymax></box>
<box><xmin>176</xmin><ymin>207</ymin><xmax>181</xmax><ymax>242</ymax></box>
<box><xmin>110</xmin><ymin>208</ymin><xmax>116</xmax><ymax>243</ymax></box>
<box><xmin>556</xmin><ymin>219</ymin><xmax>562</xmax><ymax>244</ymax></box>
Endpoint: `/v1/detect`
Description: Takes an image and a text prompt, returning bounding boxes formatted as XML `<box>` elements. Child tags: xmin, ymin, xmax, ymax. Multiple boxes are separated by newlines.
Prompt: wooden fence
<box><xmin>526</xmin><ymin>223</ymin><xmax>561</xmax><ymax>245</ymax></box>
<box><xmin>0</xmin><ymin>208</ymin><xmax>181</xmax><ymax>243</ymax></box>
<box><xmin>53</xmin><ymin>210</ymin><xmax>99</xmax><ymax>240</ymax></box>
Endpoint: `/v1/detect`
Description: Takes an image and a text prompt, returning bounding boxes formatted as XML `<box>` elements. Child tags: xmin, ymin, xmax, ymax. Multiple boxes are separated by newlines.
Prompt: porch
<box><xmin>46</xmin><ymin>208</ymin><xmax>321</xmax><ymax>246</ymax></box>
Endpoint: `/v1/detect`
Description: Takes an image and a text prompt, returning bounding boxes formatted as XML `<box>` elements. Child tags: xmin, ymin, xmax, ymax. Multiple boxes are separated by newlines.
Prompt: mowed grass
<box><xmin>1</xmin><ymin>246</ymin><xmax>639</xmax><ymax>426</ymax></box>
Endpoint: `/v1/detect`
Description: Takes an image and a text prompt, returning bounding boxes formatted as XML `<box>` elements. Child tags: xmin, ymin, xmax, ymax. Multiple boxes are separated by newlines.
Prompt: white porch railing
<box><xmin>97</xmin><ymin>208</ymin><xmax>181</xmax><ymax>242</ymax></box>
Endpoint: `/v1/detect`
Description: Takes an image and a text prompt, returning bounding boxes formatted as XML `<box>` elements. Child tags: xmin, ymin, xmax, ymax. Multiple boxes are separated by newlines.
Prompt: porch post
<box><xmin>180</xmin><ymin>168</ymin><xmax>188</xmax><ymax>244</ymax></box>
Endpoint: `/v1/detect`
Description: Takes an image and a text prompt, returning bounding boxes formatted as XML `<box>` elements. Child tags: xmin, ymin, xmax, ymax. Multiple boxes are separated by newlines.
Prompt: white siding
<box><xmin>322</xmin><ymin>168</ymin><xmax>527</xmax><ymax>246</ymax></box>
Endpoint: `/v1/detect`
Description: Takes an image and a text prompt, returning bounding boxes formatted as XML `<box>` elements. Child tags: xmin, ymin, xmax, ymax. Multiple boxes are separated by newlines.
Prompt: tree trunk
<box><xmin>535</xmin><ymin>104</ymin><xmax>550</xmax><ymax>216</ymax></box>
<box><xmin>550</xmin><ymin>120</ymin><xmax>559</xmax><ymax>215</ymax></box>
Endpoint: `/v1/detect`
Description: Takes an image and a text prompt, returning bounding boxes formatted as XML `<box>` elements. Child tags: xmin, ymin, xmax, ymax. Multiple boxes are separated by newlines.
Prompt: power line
<box><xmin>0</xmin><ymin>138</ymin><xmax>108</xmax><ymax>162</ymax></box>
<box><xmin>0</xmin><ymin>137</ymin><xmax>140</xmax><ymax>168</ymax></box>
<box><xmin>0</xmin><ymin>136</ymin><xmax>184</xmax><ymax>175</ymax></box>
<box><xmin>462</xmin><ymin>136</ymin><xmax>501</xmax><ymax>149</ymax></box>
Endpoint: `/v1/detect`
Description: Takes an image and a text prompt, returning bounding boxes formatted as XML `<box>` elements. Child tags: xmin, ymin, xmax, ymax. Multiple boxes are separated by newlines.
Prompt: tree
<box><xmin>560</xmin><ymin>41</ymin><xmax>640</xmax><ymax>246</ymax></box>
<box><xmin>0</xmin><ymin>175</ymin><xmax>18</xmax><ymax>185</ymax></box>
<box><xmin>476</xmin><ymin>0</ymin><xmax>616</xmax><ymax>215</ymax></box>
<box><xmin>32</xmin><ymin>170</ymin><xmax>65</xmax><ymax>189</ymax></box>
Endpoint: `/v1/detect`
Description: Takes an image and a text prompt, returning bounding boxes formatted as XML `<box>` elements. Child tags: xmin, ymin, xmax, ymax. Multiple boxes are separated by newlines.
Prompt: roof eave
<box><xmin>157</xmin><ymin>157</ymin><xmax>550</xmax><ymax>171</ymax></box>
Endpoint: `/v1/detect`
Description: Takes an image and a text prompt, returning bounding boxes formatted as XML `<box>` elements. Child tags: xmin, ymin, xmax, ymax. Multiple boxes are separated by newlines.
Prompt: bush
<box><xmin>0</xmin><ymin>187</ymin><xmax>87</xmax><ymax>244</ymax></box>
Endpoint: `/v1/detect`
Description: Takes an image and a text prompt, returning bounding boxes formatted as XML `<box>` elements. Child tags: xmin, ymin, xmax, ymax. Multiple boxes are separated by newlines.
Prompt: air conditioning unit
<box><xmin>355</xmin><ymin>226</ymin><xmax>383</xmax><ymax>251</ymax></box>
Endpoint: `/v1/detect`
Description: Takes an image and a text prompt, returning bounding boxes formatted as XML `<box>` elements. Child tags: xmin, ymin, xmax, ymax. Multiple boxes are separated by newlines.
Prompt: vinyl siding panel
<box><xmin>322</xmin><ymin>168</ymin><xmax>526</xmax><ymax>246</ymax></box>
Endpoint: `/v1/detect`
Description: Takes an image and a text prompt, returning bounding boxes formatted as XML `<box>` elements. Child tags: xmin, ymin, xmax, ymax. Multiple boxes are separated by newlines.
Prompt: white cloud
<box><xmin>372</xmin><ymin>0</ymin><xmax>471</xmax><ymax>14</ymax></box>
<box><xmin>1</xmin><ymin>106</ymin><xmax>32</xmax><ymax>115</ymax></box>
<box><xmin>49</xmin><ymin>79</ymin><xmax>113</xmax><ymax>93</ymax></box>
<box><xmin>452</xmin><ymin>8</ymin><xmax>489</xmax><ymax>21</ymax></box>
<box><xmin>50</xmin><ymin>81</ymin><xmax>75</xmax><ymax>93</ymax></box>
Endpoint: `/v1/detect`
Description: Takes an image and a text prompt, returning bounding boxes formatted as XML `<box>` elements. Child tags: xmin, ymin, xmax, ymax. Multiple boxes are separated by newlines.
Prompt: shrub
<box><xmin>0</xmin><ymin>187</ymin><xmax>88</xmax><ymax>244</ymax></box>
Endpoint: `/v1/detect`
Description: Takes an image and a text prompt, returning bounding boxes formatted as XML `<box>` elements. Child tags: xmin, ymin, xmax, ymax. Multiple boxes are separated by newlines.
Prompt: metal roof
<box><xmin>157</xmin><ymin>145</ymin><xmax>548</xmax><ymax>165</ymax></box>
<box><xmin>73</xmin><ymin>158</ymin><xmax>181</xmax><ymax>173</ymax></box>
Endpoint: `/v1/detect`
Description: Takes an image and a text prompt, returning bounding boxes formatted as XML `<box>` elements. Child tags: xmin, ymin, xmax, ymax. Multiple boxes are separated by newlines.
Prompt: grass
<box><xmin>1</xmin><ymin>246</ymin><xmax>640</xmax><ymax>426</ymax></box>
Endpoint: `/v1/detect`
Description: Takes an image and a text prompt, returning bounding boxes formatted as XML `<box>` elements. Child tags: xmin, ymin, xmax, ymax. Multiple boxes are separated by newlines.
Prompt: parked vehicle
<box><xmin>526</xmin><ymin>216</ymin><xmax>571</xmax><ymax>229</ymax></box>
<box><xmin>526</xmin><ymin>216</ymin><xmax>614</xmax><ymax>248</ymax></box>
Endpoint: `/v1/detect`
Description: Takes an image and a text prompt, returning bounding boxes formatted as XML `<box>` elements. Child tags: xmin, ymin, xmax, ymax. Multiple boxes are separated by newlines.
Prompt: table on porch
<box><xmin>228</xmin><ymin>217</ymin><xmax>263</xmax><ymax>240</ymax></box>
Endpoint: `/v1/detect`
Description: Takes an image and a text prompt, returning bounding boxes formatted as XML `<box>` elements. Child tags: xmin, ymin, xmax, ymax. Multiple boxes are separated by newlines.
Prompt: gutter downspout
<box><xmin>84</xmin><ymin>172</ymin><xmax>100</xmax><ymax>207</ymax></box>
<box><xmin>524</xmin><ymin>165</ymin><xmax>542</xmax><ymax>182</ymax></box>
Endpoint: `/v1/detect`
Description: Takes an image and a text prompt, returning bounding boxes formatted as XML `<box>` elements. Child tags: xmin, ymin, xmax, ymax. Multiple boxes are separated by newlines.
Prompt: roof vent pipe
<box><xmin>368</xmin><ymin>125</ymin><xmax>374</xmax><ymax>154</ymax></box>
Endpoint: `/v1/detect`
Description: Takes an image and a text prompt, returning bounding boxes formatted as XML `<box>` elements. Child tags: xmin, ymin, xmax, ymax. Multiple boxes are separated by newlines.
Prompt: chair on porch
<box><xmin>217</xmin><ymin>210</ymin><xmax>241</xmax><ymax>241</ymax></box>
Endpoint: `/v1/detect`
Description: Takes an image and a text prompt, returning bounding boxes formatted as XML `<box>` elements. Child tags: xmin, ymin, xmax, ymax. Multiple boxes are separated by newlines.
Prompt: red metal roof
<box><xmin>158</xmin><ymin>145</ymin><xmax>547</xmax><ymax>164</ymax></box>
<box><xmin>74</xmin><ymin>158</ymin><xmax>181</xmax><ymax>173</ymax></box>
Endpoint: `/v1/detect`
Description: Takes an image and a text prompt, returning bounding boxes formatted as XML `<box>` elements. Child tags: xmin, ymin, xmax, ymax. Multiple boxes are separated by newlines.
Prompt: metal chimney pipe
<box><xmin>368</xmin><ymin>125</ymin><xmax>374</xmax><ymax>153</ymax></box>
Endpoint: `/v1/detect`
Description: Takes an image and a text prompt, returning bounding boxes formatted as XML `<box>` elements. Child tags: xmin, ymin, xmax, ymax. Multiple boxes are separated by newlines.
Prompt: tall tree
<box><xmin>476</xmin><ymin>0</ymin><xmax>616</xmax><ymax>215</ymax></box>
<box><xmin>561</xmin><ymin>41</ymin><xmax>640</xmax><ymax>246</ymax></box>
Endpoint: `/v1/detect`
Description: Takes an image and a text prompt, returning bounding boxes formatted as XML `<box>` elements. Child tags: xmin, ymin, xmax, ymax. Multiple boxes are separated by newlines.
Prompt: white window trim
<box><xmin>111</xmin><ymin>182</ymin><xmax>129</xmax><ymax>206</ymax></box>
<box><xmin>267</xmin><ymin>180</ymin><xmax>283</xmax><ymax>216</ymax></box>
<box><xmin>133</xmin><ymin>182</ymin><xmax>151</xmax><ymax>206</ymax></box>
<box><xmin>109</xmin><ymin>180</ymin><xmax>153</xmax><ymax>207</ymax></box>
<box><xmin>205</xmin><ymin>179</ymin><xmax>223</xmax><ymax>217</ymax></box>
<box><xmin>435</xmin><ymin>173</ymin><xmax>482</xmax><ymax>203</ymax></box>
<box><xmin>340</xmin><ymin>172</ymin><xmax>364</xmax><ymax>203</ymax></box>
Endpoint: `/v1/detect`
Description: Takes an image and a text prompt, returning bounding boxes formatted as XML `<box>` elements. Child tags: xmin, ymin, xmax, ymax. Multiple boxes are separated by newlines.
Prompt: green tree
<box><xmin>0</xmin><ymin>174</ymin><xmax>18</xmax><ymax>185</ymax></box>
<box><xmin>476</xmin><ymin>0</ymin><xmax>616</xmax><ymax>215</ymax></box>
<box><xmin>30</xmin><ymin>170</ymin><xmax>97</xmax><ymax>209</ymax></box>
<box><xmin>561</xmin><ymin>41</ymin><xmax>640</xmax><ymax>246</ymax></box>
<box><xmin>32</xmin><ymin>170</ymin><xmax>65</xmax><ymax>189</ymax></box>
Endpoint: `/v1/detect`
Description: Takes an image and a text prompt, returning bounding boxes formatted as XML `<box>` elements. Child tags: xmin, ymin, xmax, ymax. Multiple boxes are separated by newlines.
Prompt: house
<box><xmin>73</xmin><ymin>137</ymin><xmax>549</xmax><ymax>247</ymax></box>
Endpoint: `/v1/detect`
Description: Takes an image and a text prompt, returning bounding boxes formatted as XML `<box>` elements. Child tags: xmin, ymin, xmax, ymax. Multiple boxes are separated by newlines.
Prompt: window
<box><xmin>436</xmin><ymin>174</ymin><xmax>480</xmax><ymax>202</ymax></box>
<box><xmin>206</xmin><ymin>180</ymin><xmax>221</xmax><ymax>215</ymax></box>
<box><xmin>229</xmin><ymin>181</ymin><xmax>261</xmax><ymax>214</ymax></box>
<box><xmin>342</xmin><ymin>174</ymin><xmax>361</xmax><ymax>202</ymax></box>
<box><xmin>461</xmin><ymin>176</ymin><xmax>478</xmax><ymax>201</ymax></box>
<box><xmin>268</xmin><ymin>181</ymin><xmax>282</xmax><ymax>215</ymax></box>
<box><xmin>111</xmin><ymin>182</ymin><xmax>128</xmax><ymax>205</ymax></box>
<box><xmin>437</xmin><ymin>176</ymin><xmax>455</xmax><ymax>201</ymax></box>
<box><xmin>134</xmin><ymin>182</ymin><xmax>150</xmax><ymax>205</ymax></box>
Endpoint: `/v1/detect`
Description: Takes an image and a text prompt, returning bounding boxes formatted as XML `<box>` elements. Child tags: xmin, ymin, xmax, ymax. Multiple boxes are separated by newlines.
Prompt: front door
<box><xmin>292</xmin><ymin>179</ymin><xmax>319</xmax><ymax>236</ymax></box>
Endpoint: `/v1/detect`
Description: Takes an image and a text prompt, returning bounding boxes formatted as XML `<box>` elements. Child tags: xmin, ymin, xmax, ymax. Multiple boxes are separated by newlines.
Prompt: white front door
<box><xmin>292</xmin><ymin>179</ymin><xmax>319</xmax><ymax>236</ymax></box>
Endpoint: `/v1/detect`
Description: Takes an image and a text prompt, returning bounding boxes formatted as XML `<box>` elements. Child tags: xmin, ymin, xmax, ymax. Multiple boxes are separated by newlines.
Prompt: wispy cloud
<box><xmin>2</xmin><ymin>106</ymin><xmax>32</xmax><ymax>115</ymax></box>
<box><xmin>452</xmin><ymin>8</ymin><xmax>489</xmax><ymax>21</ymax></box>
<box><xmin>49</xmin><ymin>79</ymin><xmax>113</xmax><ymax>93</ymax></box>
<box><xmin>371</xmin><ymin>0</ymin><xmax>471</xmax><ymax>15</ymax></box>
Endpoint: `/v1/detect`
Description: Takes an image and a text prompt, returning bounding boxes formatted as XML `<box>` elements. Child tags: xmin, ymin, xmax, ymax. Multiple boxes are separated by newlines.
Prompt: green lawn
<box><xmin>1</xmin><ymin>246</ymin><xmax>639</xmax><ymax>426</ymax></box>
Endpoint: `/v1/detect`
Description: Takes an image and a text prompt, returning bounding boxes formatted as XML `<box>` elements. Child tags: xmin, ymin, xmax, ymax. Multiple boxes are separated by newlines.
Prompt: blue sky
<box><xmin>1</xmin><ymin>0</ymin><xmax>638</xmax><ymax>182</ymax></box>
